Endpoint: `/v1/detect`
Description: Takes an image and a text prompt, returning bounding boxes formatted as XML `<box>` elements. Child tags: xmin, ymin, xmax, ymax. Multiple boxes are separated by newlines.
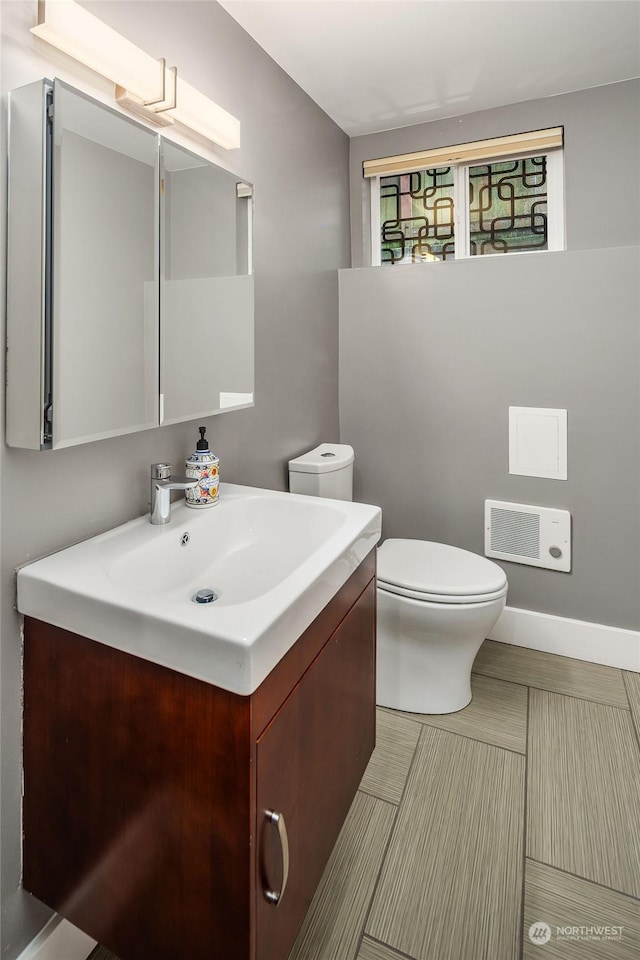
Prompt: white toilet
<box><xmin>288</xmin><ymin>444</ymin><xmax>508</xmax><ymax>716</ymax></box>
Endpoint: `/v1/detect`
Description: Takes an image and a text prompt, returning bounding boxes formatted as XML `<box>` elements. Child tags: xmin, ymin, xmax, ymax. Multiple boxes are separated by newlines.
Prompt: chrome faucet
<box><xmin>150</xmin><ymin>463</ymin><xmax>198</xmax><ymax>525</ymax></box>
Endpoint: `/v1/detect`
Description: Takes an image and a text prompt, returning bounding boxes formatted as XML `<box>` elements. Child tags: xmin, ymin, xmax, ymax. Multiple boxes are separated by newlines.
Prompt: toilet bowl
<box><xmin>288</xmin><ymin>444</ymin><xmax>508</xmax><ymax>716</ymax></box>
<box><xmin>377</xmin><ymin>539</ymin><xmax>507</xmax><ymax>714</ymax></box>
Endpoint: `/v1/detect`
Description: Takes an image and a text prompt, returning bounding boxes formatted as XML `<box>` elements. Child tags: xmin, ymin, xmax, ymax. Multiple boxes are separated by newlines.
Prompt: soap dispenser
<box><xmin>185</xmin><ymin>426</ymin><xmax>219</xmax><ymax>508</ymax></box>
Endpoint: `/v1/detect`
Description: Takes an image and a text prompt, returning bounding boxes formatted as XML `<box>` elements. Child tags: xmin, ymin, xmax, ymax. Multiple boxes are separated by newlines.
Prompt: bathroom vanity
<box><xmin>19</xmin><ymin>485</ymin><xmax>380</xmax><ymax>960</ymax></box>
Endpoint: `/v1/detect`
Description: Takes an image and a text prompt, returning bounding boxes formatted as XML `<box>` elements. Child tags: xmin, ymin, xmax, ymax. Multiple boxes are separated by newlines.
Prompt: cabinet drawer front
<box><xmin>255</xmin><ymin>579</ymin><xmax>376</xmax><ymax>960</ymax></box>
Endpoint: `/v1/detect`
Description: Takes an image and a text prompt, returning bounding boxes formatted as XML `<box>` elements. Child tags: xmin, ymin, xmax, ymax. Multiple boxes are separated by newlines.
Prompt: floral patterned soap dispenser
<box><xmin>185</xmin><ymin>426</ymin><xmax>220</xmax><ymax>508</ymax></box>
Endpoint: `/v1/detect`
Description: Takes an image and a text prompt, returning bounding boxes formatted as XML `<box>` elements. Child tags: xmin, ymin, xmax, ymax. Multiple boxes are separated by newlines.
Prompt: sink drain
<box><xmin>192</xmin><ymin>588</ymin><xmax>218</xmax><ymax>604</ymax></box>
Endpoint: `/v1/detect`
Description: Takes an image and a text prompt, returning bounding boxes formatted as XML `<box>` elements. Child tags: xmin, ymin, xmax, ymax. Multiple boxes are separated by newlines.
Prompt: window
<box><xmin>365</xmin><ymin>128</ymin><xmax>564</xmax><ymax>265</ymax></box>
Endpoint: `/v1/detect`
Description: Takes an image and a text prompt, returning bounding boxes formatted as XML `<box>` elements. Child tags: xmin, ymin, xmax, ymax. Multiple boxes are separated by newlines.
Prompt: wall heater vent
<box><xmin>485</xmin><ymin>500</ymin><xmax>571</xmax><ymax>572</ymax></box>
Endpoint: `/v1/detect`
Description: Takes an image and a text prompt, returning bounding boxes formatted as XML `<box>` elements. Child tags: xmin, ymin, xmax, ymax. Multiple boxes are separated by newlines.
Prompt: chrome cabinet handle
<box><xmin>264</xmin><ymin>809</ymin><xmax>289</xmax><ymax>906</ymax></box>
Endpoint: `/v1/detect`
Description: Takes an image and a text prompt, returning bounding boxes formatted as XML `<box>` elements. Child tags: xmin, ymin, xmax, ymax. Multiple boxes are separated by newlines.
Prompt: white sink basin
<box><xmin>17</xmin><ymin>483</ymin><xmax>381</xmax><ymax>694</ymax></box>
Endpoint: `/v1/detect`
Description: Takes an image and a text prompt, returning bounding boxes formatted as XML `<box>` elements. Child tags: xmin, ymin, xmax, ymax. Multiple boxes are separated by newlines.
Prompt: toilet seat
<box><xmin>377</xmin><ymin>539</ymin><xmax>508</xmax><ymax>605</ymax></box>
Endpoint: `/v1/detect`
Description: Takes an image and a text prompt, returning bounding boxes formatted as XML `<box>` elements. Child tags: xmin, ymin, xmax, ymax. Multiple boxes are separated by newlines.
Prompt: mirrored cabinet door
<box><xmin>160</xmin><ymin>140</ymin><xmax>254</xmax><ymax>426</ymax></box>
<box><xmin>6</xmin><ymin>79</ymin><xmax>159</xmax><ymax>450</ymax></box>
<box><xmin>52</xmin><ymin>81</ymin><xmax>159</xmax><ymax>447</ymax></box>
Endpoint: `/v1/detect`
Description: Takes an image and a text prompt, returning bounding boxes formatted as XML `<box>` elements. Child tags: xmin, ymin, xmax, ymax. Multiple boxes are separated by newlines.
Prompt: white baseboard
<box><xmin>16</xmin><ymin>917</ymin><xmax>96</xmax><ymax>960</ymax></box>
<box><xmin>489</xmin><ymin>605</ymin><xmax>640</xmax><ymax>672</ymax></box>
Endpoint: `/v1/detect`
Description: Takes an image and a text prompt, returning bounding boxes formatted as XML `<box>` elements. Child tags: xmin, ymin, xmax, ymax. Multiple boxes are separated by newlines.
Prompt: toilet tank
<box><xmin>288</xmin><ymin>443</ymin><xmax>354</xmax><ymax>501</ymax></box>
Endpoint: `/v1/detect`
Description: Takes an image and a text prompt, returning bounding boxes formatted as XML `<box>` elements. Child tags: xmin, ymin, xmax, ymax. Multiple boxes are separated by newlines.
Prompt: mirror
<box><xmin>53</xmin><ymin>81</ymin><xmax>159</xmax><ymax>446</ymax></box>
<box><xmin>160</xmin><ymin>140</ymin><xmax>254</xmax><ymax>425</ymax></box>
<box><xmin>6</xmin><ymin>79</ymin><xmax>254</xmax><ymax>451</ymax></box>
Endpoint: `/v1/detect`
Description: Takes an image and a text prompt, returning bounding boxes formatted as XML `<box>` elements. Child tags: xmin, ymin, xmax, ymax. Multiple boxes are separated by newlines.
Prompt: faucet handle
<box><xmin>151</xmin><ymin>463</ymin><xmax>172</xmax><ymax>480</ymax></box>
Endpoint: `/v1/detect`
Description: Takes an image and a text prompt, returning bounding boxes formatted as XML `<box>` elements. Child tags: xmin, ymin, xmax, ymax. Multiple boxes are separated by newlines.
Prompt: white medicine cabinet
<box><xmin>6</xmin><ymin>79</ymin><xmax>254</xmax><ymax>450</ymax></box>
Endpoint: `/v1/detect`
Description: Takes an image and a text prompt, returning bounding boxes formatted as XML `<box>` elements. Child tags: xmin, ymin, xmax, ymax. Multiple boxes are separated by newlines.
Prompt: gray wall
<box><xmin>341</xmin><ymin>80</ymin><xmax>640</xmax><ymax>630</ymax></box>
<box><xmin>0</xmin><ymin>2</ymin><xmax>349</xmax><ymax>955</ymax></box>
<box><xmin>340</xmin><ymin>248</ymin><xmax>640</xmax><ymax>630</ymax></box>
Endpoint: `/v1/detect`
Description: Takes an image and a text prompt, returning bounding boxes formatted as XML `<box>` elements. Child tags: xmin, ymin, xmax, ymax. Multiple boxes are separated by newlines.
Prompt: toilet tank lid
<box><xmin>377</xmin><ymin>539</ymin><xmax>507</xmax><ymax>598</ymax></box>
<box><xmin>288</xmin><ymin>443</ymin><xmax>354</xmax><ymax>474</ymax></box>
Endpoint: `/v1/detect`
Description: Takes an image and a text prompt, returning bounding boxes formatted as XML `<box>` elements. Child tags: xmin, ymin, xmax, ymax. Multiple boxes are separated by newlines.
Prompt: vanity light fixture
<box><xmin>31</xmin><ymin>0</ymin><xmax>241</xmax><ymax>149</ymax></box>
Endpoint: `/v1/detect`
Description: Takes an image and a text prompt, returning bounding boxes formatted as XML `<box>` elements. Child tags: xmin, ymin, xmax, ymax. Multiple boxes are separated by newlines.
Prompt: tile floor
<box><xmin>88</xmin><ymin>640</ymin><xmax>640</xmax><ymax>960</ymax></box>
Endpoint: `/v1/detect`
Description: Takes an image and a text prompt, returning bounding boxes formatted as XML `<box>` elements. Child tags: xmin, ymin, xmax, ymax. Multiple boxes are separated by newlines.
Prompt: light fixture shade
<box><xmin>31</xmin><ymin>0</ymin><xmax>241</xmax><ymax>149</ymax></box>
<box><xmin>167</xmin><ymin>78</ymin><xmax>241</xmax><ymax>150</ymax></box>
<box><xmin>32</xmin><ymin>0</ymin><xmax>165</xmax><ymax>104</ymax></box>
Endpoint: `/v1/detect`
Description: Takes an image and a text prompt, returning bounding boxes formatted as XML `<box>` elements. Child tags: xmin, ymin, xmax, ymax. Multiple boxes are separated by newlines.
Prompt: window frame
<box><xmin>370</xmin><ymin>147</ymin><xmax>565</xmax><ymax>266</ymax></box>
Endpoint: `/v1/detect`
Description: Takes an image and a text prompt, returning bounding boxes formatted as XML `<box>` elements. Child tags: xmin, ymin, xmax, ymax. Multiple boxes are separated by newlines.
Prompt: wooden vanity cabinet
<box><xmin>23</xmin><ymin>550</ymin><xmax>376</xmax><ymax>960</ymax></box>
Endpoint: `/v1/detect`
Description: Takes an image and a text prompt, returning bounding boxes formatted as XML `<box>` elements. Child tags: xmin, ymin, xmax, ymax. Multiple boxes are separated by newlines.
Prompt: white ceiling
<box><xmin>219</xmin><ymin>0</ymin><xmax>640</xmax><ymax>136</ymax></box>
